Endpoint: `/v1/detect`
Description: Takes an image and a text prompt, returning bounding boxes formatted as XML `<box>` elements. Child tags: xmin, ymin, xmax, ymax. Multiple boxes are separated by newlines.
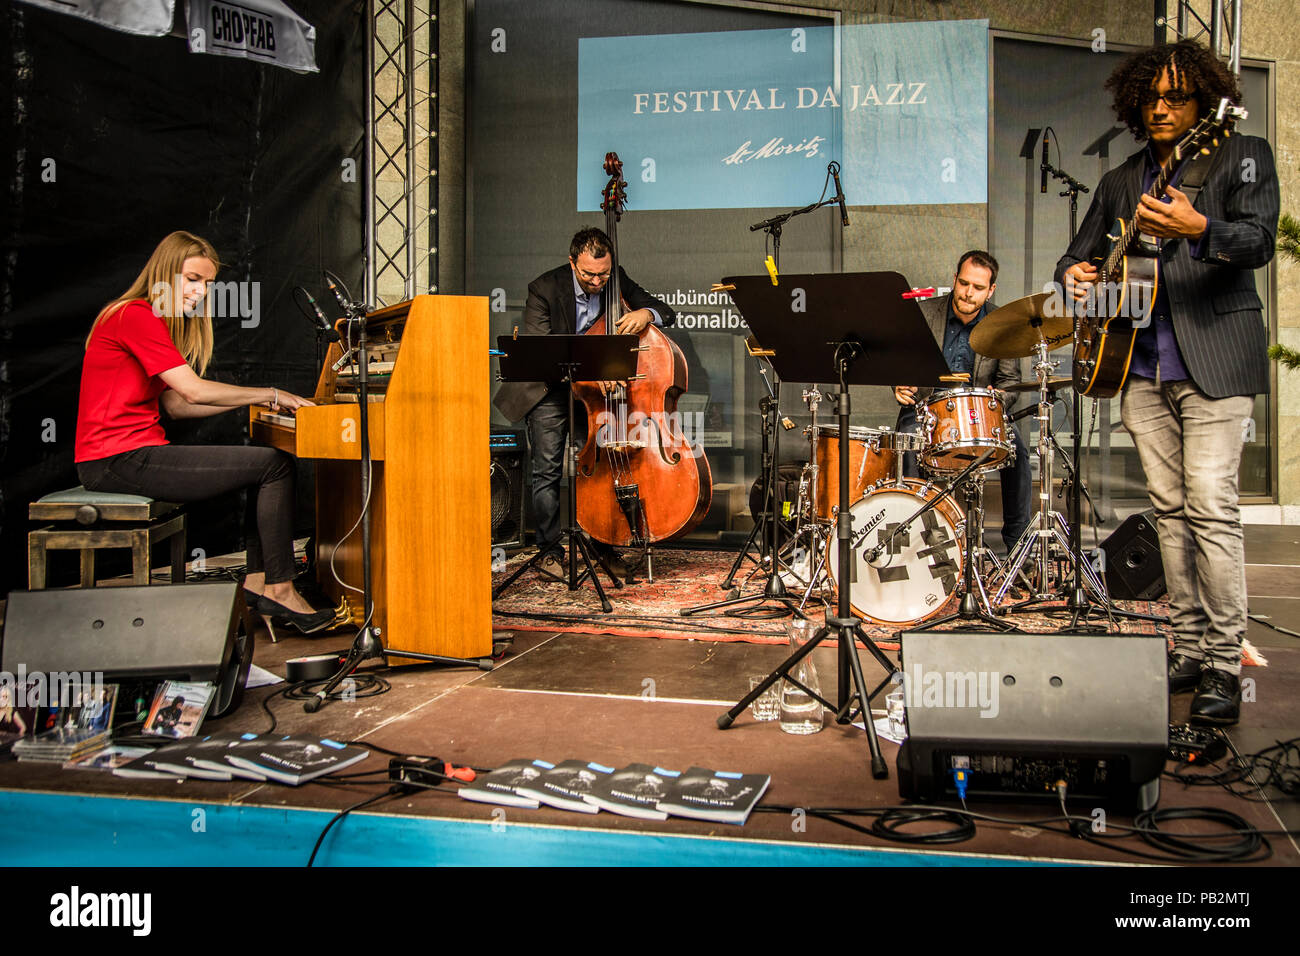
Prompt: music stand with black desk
<box><xmin>492</xmin><ymin>333</ymin><xmax>639</xmax><ymax>613</ymax></box>
<box><xmin>716</xmin><ymin>271</ymin><xmax>950</xmax><ymax>777</ymax></box>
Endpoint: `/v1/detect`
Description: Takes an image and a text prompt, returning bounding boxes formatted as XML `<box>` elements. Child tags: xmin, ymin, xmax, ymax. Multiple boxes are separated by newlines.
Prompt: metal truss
<box><xmin>1157</xmin><ymin>0</ymin><xmax>1243</xmax><ymax>75</ymax></box>
<box><xmin>366</xmin><ymin>0</ymin><xmax>439</xmax><ymax>306</ymax></box>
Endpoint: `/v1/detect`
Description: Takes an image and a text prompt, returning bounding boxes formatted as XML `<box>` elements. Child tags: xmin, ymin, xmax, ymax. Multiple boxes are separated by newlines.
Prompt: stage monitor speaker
<box><xmin>896</xmin><ymin>631</ymin><xmax>1167</xmax><ymax>811</ymax></box>
<box><xmin>1100</xmin><ymin>510</ymin><xmax>1165</xmax><ymax>601</ymax></box>
<box><xmin>490</xmin><ymin>431</ymin><xmax>526</xmax><ymax>550</ymax></box>
<box><xmin>1</xmin><ymin>582</ymin><xmax>252</xmax><ymax>718</ymax></box>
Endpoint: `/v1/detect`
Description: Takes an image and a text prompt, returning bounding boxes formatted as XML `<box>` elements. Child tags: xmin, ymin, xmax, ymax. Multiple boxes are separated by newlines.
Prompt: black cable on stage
<box><xmin>753</xmin><ymin>797</ymin><xmax>1287</xmax><ymax>862</ymax></box>
<box><xmin>307</xmin><ymin>786</ymin><xmax>404</xmax><ymax>867</ymax></box>
<box><xmin>1166</xmin><ymin>735</ymin><xmax>1300</xmax><ymax>799</ymax></box>
<box><xmin>1247</xmin><ymin>611</ymin><xmax>1300</xmax><ymax>639</ymax></box>
<box><xmin>259</xmin><ymin>673</ymin><xmax>391</xmax><ymax>734</ymax></box>
<box><xmin>1133</xmin><ymin>806</ymin><xmax>1271</xmax><ymax>863</ymax></box>
<box><xmin>869</xmin><ymin>807</ymin><xmax>978</xmax><ymax>844</ymax></box>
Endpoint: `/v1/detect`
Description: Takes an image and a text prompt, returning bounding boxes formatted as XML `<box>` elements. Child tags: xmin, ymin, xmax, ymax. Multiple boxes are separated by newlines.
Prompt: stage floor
<box><xmin>1</xmin><ymin>527</ymin><xmax>1297</xmax><ymax>867</ymax></box>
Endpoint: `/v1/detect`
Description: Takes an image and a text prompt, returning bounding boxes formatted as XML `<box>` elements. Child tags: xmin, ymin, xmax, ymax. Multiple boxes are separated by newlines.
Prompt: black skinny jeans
<box><xmin>77</xmin><ymin>444</ymin><xmax>298</xmax><ymax>583</ymax></box>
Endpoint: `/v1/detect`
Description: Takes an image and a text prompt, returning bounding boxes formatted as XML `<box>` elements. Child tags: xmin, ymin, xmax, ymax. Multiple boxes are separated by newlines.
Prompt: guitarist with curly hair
<box><xmin>1056</xmin><ymin>41</ymin><xmax>1278</xmax><ymax>725</ymax></box>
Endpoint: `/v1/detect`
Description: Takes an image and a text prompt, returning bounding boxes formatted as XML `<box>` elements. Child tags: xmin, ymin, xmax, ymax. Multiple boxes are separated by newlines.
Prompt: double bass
<box><xmin>573</xmin><ymin>153</ymin><xmax>712</xmax><ymax>556</ymax></box>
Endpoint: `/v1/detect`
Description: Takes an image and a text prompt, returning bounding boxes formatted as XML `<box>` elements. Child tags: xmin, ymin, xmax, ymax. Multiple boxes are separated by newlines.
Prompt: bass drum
<box><xmin>826</xmin><ymin>479</ymin><xmax>965</xmax><ymax>626</ymax></box>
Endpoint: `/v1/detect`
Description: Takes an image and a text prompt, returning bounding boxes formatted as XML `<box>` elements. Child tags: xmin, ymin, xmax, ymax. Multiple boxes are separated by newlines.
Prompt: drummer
<box><xmin>892</xmin><ymin>250</ymin><xmax>1032</xmax><ymax>552</ymax></box>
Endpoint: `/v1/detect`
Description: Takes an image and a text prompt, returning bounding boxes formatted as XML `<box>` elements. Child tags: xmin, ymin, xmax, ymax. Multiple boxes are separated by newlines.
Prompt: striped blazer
<box><xmin>1054</xmin><ymin>133</ymin><xmax>1278</xmax><ymax>398</ymax></box>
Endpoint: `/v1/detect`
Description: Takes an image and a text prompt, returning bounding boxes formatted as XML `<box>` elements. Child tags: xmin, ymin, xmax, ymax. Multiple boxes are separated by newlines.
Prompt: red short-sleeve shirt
<box><xmin>75</xmin><ymin>300</ymin><xmax>189</xmax><ymax>463</ymax></box>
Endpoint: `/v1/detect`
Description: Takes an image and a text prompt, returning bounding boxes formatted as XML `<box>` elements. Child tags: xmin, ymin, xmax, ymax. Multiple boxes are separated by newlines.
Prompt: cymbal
<box><xmin>1003</xmin><ymin>377</ymin><xmax>1072</xmax><ymax>394</ymax></box>
<box><xmin>969</xmin><ymin>293</ymin><xmax>1073</xmax><ymax>359</ymax></box>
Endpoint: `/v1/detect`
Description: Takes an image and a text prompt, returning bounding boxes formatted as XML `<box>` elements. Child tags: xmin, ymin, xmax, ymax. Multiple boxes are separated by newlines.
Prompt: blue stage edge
<box><xmin>0</xmin><ymin>790</ymin><xmax>1062</xmax><ymax>866</ymax></box>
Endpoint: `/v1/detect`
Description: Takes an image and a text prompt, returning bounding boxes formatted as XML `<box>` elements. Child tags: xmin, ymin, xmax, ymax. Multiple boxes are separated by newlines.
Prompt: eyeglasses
<box><xmin>573</xmin><ymin>265</ymin><xmax>611</xmax><ymax>283</ymax></box>
<box><xmin>1140</xmin><ymin>89</ymin><xmax>1195</xmax><ymax>109</ymax></box>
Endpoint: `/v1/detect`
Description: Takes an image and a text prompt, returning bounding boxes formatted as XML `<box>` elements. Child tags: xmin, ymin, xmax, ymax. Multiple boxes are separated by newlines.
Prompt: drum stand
<box><xmin>910</xmin><ymin>470</ymin><xmax>1019</xmax><ymax>632</ymax></box>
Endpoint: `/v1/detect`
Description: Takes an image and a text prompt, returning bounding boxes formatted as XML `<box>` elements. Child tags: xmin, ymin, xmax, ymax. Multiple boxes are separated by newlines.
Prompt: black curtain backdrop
<box><xmin>1</xmin><ymin>1</ymin><xmax>366</xmax><ymax>592</ymax></box>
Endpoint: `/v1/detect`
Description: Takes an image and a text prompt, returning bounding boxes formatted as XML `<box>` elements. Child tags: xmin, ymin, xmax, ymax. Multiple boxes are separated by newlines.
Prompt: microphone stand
<box><xmin>304</xmin><ymin>272</ymin><xmax>386</xmax><ymax>713</ymax></box>
<box><xmin>685</xmin><ymin>168</ymin><xmax>847</xmax><ymax>620</ymax></box>
<box><xmin>1042</xmin><ymin>151</ymin><xmax>1165</xmax><ymax>629</ymax></box>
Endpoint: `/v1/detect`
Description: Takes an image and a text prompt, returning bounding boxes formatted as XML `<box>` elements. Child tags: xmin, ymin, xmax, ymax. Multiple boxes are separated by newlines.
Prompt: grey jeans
<box><xmin>1120</xmin><ymin>376</ymin><xmax>1253</xmax><ymax>674</ymax></box>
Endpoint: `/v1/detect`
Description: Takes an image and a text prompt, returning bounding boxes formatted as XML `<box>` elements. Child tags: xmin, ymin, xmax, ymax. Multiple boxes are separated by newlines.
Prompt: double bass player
<box><xmin>493</xmin><ymin>227</ymin><xmax>675</xmax><ymax>578</ymax></box>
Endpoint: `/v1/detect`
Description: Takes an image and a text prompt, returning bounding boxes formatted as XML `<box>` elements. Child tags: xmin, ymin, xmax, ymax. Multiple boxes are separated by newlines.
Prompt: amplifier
<box><xmin>490</xmin><ymin>430</ymin><xmax>526</xmax><ymax>550</ymax></box>
<box><xmin>895</xmin><ymin>630</ymin><xmax>1167</xmax><ymax>811</ymax></box>
<box><xmin>2</xmin><ymin>582</ymin><xmax>252</xmax><ymax>718</ymax></box>
<box><xmin>1100</xmin><ymin>510</ymin><xmax>1166</xmax><ymax>601</ymax></box>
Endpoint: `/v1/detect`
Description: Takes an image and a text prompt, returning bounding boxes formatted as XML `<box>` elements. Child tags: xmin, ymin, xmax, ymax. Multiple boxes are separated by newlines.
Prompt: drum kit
<box><xmin>777</xmin><ymin>292</ymin><xmax>1093</xmax><ymax>630</ymax></box>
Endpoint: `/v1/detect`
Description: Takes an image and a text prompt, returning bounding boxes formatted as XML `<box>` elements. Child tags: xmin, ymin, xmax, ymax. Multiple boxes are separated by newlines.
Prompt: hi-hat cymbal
<box><xmin>1003</xmin><ymin>377</ymin><xmax>1072</xmax><ymax>394</ymax></box>
<box><xmin>970</xmin><ymin>293</ymin><xmax>1073</xmax><ymax>359</ymax></box>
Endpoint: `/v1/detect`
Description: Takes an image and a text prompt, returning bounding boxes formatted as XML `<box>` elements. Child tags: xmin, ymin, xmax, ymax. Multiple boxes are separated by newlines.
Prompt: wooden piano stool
<box><xmin>28</xmin><ymin>487</ymin><xmax>186</xmax><ymax>589</ymax></box>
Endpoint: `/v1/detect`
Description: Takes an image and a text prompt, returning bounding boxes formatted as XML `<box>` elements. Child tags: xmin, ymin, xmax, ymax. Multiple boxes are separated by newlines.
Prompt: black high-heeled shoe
<box><xmin>253</xmin><ymin>594</ymin><xmax>335</xmax><ymax>635</ymax></box>
<box><xmin>242</xmin><ymin>589</ymin><xmax>282</xmax><ymax>642</ymax></box>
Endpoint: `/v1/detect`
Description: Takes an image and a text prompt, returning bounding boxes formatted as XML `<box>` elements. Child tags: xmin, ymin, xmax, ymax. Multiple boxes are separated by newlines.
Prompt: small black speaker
<box><xmin>896</xmin><ymin>630</ymin><xmax>1167</xmax><ymax>811</ymax></box>
<box><xmin>1</xmin><ymin>582</ymin><xmax>251</xmax><ymax>718</ymax></box>
<box><xmin>490</xmin><ymin>432</ymin><xmax>526</xmax><ymax>550</ymax></box>
<box><xmin>1100</xmin><ymin>510</ymin><xmax>1165</xmax><ymax>601</ymax></box>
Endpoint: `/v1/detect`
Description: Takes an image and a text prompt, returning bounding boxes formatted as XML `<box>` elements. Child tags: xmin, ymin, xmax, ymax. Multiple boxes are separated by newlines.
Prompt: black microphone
<box><xmin>324</xmin><ymin>272</ymin><xmax>354</xmax><ymax>314</ymax></box>
<box><xmin>1040</xmin><ymin>130</ymin><xmax>1050</xmax><ymax>194</ymax></box>
<box><xmin>302</xmin><ymin>288</ymin><xmax>333</xmax><ymax>333</ymax></box>
<box><xmin>830</xmin><ymin>161</ymin><xmax>849</xmax><ymax>227</ymax></box>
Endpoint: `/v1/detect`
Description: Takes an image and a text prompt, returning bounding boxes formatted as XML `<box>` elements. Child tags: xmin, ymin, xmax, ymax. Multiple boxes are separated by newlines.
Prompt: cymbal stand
<box><xmin>789</xmin><ymin>387</ymin><xmax>836</xmax><ymax>609</ymax></box>
<box><xmin>992</xmin><ymin>338</ymin><xmax>1109</xmax><ymax>615</ymax></box>
<box><xmin>1043</xmin><ymin>403</ymin><xmax>1168</xmax><ymax>627</ymax></box>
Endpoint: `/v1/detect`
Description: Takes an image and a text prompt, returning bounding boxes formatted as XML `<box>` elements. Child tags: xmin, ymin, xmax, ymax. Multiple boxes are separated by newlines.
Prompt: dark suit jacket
<box><xmin>1054</xmin><ymin>134</ymin><xmax>1278</xmax><ymax>398</ymax></box>
<box><xmin>908</xmin><ymin>294</ymin><xmax>1024</xmax><ymax>408</ymax></box>
<box><xmin>493</xmin><ymin>263</ymin><xmax>676</xmax><ymax>423</ymax></box>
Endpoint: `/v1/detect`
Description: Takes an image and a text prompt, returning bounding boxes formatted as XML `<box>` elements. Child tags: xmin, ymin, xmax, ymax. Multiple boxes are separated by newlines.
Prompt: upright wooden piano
<box><xmin>251</xmin><ymin>295</ymin><xmax>492</xmax><ymax>664</ymax></box>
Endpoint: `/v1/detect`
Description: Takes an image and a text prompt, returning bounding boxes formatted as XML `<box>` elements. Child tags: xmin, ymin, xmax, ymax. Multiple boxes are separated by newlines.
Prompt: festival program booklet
<box><xmin>655</xmin><ymin>766</ymin><xmax>770</xmax><ymax>825</ymax></box>
<box><xmin>225</xmin><ymin>736</ymin><xmax>369</xmax><ymax>785</ymax></box>
<box><xmin>514</xmin><ymin>759</ymin><xmax>612</xmax><ymax>814</ymax></box>
<box><xmin>141</xmin><ymin>732</ymin><xmax>260</xmax><ymax>781</ymax></box>
<box><xmin>580</xmin><ymin>763</ymin><xmax>677</xmax><ymax>820</ymax></box>
<box><xmin>457</xmin><ymin>758</ymin><xmax>549</xmax><ymax>809</ymax></box>
<box><xmin>189</xmin><ymin>732</ymin><xmax>269</xmax><ymax>780</ymax></box>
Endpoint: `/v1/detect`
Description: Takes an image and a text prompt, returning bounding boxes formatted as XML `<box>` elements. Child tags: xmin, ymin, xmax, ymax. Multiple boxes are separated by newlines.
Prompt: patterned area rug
<box><xmin>489</xmin><ymin>547</ymin><xmax>1231</xmax><ymax>656</ymax></box>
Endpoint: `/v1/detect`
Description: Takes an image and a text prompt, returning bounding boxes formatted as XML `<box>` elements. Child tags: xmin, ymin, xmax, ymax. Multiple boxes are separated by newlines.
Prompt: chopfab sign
<box><xmin>207</xmin><ymin>2</ymin><xmax>276</xmax><ymax>51</ymax></box>
<box><xmin>186</xmin><ymin>0</ymin><xmax>318</xmax><ymax>73</ymax></box>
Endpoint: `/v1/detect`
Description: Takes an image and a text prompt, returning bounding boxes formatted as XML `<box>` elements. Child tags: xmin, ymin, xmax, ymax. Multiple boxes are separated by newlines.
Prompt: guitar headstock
<box><xmin>1172</xmin><ymin>98</ymin><xmax>1246</xmax><ymax>164</ymax></box>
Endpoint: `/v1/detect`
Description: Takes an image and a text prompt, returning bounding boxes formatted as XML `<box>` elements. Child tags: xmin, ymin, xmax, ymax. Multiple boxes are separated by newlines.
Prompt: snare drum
<box><xmin>826</xmin><ymin>479</ymin><xmax>965</xmax><ymax>626</ymax></box>
<box><xmin>919</xmin><ymin>386</ymin><xmax>1013</xmax><ymax>475</ymax></box>
<box><xmin>809</xmin><ymin>426</ymin><xmax>921</xmax><ymax>520</ymax></box>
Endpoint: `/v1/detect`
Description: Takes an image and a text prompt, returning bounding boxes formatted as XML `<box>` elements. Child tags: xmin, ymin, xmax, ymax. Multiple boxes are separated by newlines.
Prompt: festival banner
<box><xmin>576</xmin><ymin>20</ymin><xmax>987</xmax><ymax>210</ymax></box>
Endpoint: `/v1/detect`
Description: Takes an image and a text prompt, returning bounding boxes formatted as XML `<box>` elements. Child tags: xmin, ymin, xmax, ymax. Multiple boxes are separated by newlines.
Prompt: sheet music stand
<box><xmin>715</xmin><ymin>272</ymin><xmax>947</xmax><ymax>777</ymax></box>
<box><xmin>492</xmin><ymin>333</ymin><xmax>639</xmax><ymax>612</ymax></box>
